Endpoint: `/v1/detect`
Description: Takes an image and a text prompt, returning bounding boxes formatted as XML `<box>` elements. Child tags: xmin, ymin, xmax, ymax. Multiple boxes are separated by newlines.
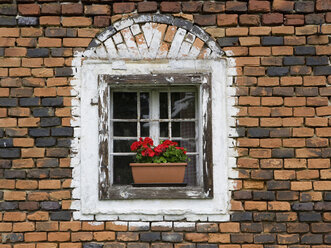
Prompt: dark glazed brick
<box><xmin>0</xmin><ymin>148</ymin><xmax>20</xmax><ymax>158</ymax></box>
<box><xmin>248</xmin><ymin>128</ymin><xmax>269</xmax><ymax>138</ymax></box>
<box><xmin>290</xmin><ymin>65</ymin><xmax>312</xmax><ymax>75</ymax></box>
<box><xmin>4</xmin><ymin>170</ymin><xmax>25</xmax><ymax>178</ymax></box>
<box><xmin>267</xmin><ymin>181</ymin><xmax>290</xmax><ymax>190</ymax></box>
<box><xmin>33</xmin><ymin>108</ymin><xmax>54</xmax><ymax>117</ymax></box>
<box><xmin>19</xmin><ymin>201</ymin><xmax>39</xmax><ymax>210</ymax></box>
<box><xmin>41</xmin><ymin>201</ymin><xmax>61</xmax><ymax>210</ymax></box>
<box><xmin>273</xmin><ymin>87</ymin><xmax>294</xmax><ymax>96</ymax></box>
<box><xmin>0</xmin><ymin>202</ymin><xmax>18</xmax><ymax>210</ymax></box>
<box><xmin>51</xmin><ymin>127</ymin><xmax>73</xmax><ymax>137</ymax></box>
<box><xmin>315</xmin><ymin>202</ymin><xmax>331</xmax><ymax>211</ymax></box>
<box><xmin>27</xmin><ymin>48</ymin><xmax>49</xmax><ymax>58</ymax></box>
<box><xmin>40</xmin><ymin>117</ymin><xmax>61</xmax><ymax>127</ymax></box>
<box><xmin>253</xmin><ymin>213</ymin><xmax>275</xmax><ymax>221</ymax></box>
<box><xmin>314</xmin><ymin>66</ymin><xmax>331</xmax><ymax>76</ymax></box>
<box><xmin>162</xmin><ymin>233</ymin><xmax>183</xmax><ymax>242</ymax></box>
<box><xmin>306</xmin><ymin>56</ymin><xmax>329</xmax><ymax>66</ymax></box>
<box><xmin>50</xmin><ymin>168</ymin><xmax>71</xmax><ymax>178</ymax></box>
<box><xmin>57</xmin><ymin>138</ymin><xmax>71</xmax><ymax>147</ymax></box>
<box><xmin>261</xmin><ymin>37</ymin><xmax>283</xmax><ymax>46</ymax></box>
<box><xmin>231</xmin><ymin>212</ymin><xmax>252</xmax><ymax>221</ymax></box>
<box><xmin>2</xmin><ymin>233</ymin><xmax>24</xmax><ymax>243</ymax></box>
<box><xmin>305</xmin><ymin>14</ymin><xmax>324</xmax><ymax>25</ymax></box>
<box><xmin>36</xmin><ymin>137</ymin><xmax>56</xmax><ymax>147</ymax></box>
<box><xmin>299</xmin><ymin>212</ymin><xmax>321</xmax><ymax>222</ymax></box>
<box><xmin>251</xmin><ymin>170</ymin><xmax>273</xmax><ymax>180</ymax></box>
<box><xmin>272</xmin><ymin>148</ymin><xmax>294</xmax><ymax>158</ymax></box>
<box><xmin>294</xmin><ymin>46</ymin><xmax>315</xmax><ymax>55</ymax></box>
<box><xmin>296</xmin><ymin>87</ymin><xmax>318</xmax><ymax>96</ymax></box>
<box><xmin>0</xmin><ymin>16</ymin><xmax>16</xmax><ymax>26</ymax></box>
<box><xmin>182</xmin><ymin>2</ymin><xmax>202</xmax><ymax>13</ymax></box>
<box><xmin>217</xmin><ymin>37</ymin><xmax>239</xmax><ymax>47</ymax></box>
<box><xmin>277</xmin><ymin>191</ymin><xmax>298</xmax><ymax>201</ymax></box>
<box><xmin>322</xmin><ymin>148</ymin><xmax>331</xmax><ymax>158</ymax></box>
<box><xmin>0</xmin><ymin>4</ymin><xmax>17</xmax><ymax>15</ymax></box>
<box><xmin>196</xmin><ymin>223</ymin><xmax>218</xmax><ymax>233</ymax></box>
<box><xmin>324</xmin><ymin>192</ymin><xmax>331</xmax><ymax>201</ymax></box>
<box><xmin>301</xmin><ymin>234</ymin><xmax>323</xmax><ymax>244</ymax></box>
<box><xmin>233</xmin><ymin>191</ymin><xmax>252</xmax><ymax>200</ymax></box>
<box><xmin>27</xmin><ymin>169</ymin><xmax>49</xmax><ymax>179</ymax></box>
<box><xmin>37</xmin><ymin>158</ymin><xmax>58</xmax><ymax>168</ymax></box>
<box><xmin>0</xmin><ymin>160</ymin><xmax>11</xmax><ymax>168</ymax></box>
<box><xmin>0</xmin><ymin>129</ymin><xmax>3</xmax><ymax>138</ymax></box>
<box><xmin>0</xmin><ymin>139</ymin><xmax>13</xmax><ymax>148</ymax></box>
<box><xmin>241</xmin><ymin>223</ymin><xmax>262</xmax><ymax>233</ymax></box>
<box><xmin>0</xmin><ymin>191</ymin><xmax>3</xmax><ymax>200</ymax></box>
<box><xmin>0</xmin><ymin>98</ymin><xmax>17</xmax><ymax>107</ymax></box>
<box><xmin>270</xmin><ymin>128</ymin><xmax>291</xmax><ymax>137</ymax></box>
<box><xmin>295</xmin><ymin>1</ymin><xmax>314</xmax><ymax>13</ymax></box>
<box><xmin>267</xmin><ymin>67</ymin><xmax>289</xmax><ymax>76</ymax></box>
<box><xmin>83</xmin><ymin>244</ymin><xmax>103</xmax><ymax>248</ymax></box>
<box><xmin>20</xmin><ymin>97</ymin><xmax>40</xmax><ymax>106</ymax></box>
<box><xmin>50</xmin><ymin>211</ymin><xmax>71</xmax><ymax>221</ymax></box>
<box><xmin>264</xmin><ymin>223</ymin><xmax>286</xmax><ymax>233</ymax></box>
<box><xmin>193</xmin><ymin>15</ymin><xmax>216</xmax><ymax>26</ymax></box>
<box><xmin>55</xmin><ymin>68</ymin><xmax>73</xmax><ymax>77</ymax></box>
<box><xmin>231</xmin><ymin>234</ymin><xmax>253</xmax><ymax>243</ymax></box>
<box><xmin>292</xmin><ymin>203</ymin><xmax>313</xmax><ymax>211</ymax></box>
<box><xmin>254</xmin><ymin>234</ymin><xmax>275</xmax><ymax>244</ymax></box>
<box><xmin>152</xmin><ymin>15</ymin><xmax>174</xmax><ymax>25</ymax></box>
<box><xmin>18</xmin><ymin>16</ymin><xmax>38</xmax><ymax>26</ymax></box>
<box><xmin>287</xmin><ymin>223</ymin><xmax>309</xmax><ymax>233</ymax></box>
<box><xmin>42</xmin><ymin>97</ymin><xmax>63</xmax><ymax>107</ymax></box>
<box><xmin>140</xmin><ymin>232</ymin><xmax>161</xmax><ymax>242</ymax></box>
<box><xmin>197</xmin><ymin>245</ymin><xmax>217</xmax><ymax>248</ymax></box>
<box><xmin>283</xmin><ymin>56</ymin><xmax>305</xmax><ymax>65</ymax></box>
<box><xmin>29</xmin><ymin>128</ymin><xmax>50</xmax><ymax>137</ymax></box>
<box><xmin>226</xmin><ymin>1</ymin><xmax>247</xmax><ymax>12</ymax></box>
<box><xmin>253</xmin><ymin>191</ymin><xmax>275</xmax><ymax>201</ymax></box>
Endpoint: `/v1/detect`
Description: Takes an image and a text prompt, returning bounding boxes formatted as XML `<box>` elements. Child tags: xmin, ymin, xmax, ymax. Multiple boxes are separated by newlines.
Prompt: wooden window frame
<box><xmin>98</xmin><ymin>73</ymin><xmax>213</xmax><ymax>200</ymax></box>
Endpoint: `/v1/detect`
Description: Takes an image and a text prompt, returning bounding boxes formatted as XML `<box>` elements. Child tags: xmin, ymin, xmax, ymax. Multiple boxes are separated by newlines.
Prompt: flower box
<box><xmin>130</xmin><ymin>163</ymin><xmax>187</xmax><ymax>184</ymax></box>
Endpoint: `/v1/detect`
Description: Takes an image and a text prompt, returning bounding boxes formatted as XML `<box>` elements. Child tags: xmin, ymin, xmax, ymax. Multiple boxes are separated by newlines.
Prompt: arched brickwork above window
<box><xmin>83</xmin><ymin>14</ymin><xmax>224</xmax><ymax>60</ymax></box>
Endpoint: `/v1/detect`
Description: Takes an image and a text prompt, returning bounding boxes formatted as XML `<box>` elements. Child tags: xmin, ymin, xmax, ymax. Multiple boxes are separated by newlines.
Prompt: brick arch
<box><xmin>83</xmin><ymin>14</ymin><xmax>224</xmax><ymax>60</ymax></box>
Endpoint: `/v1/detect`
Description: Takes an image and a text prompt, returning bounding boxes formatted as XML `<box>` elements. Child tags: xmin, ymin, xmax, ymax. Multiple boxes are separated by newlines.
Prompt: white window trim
<box><xmin>71</xmin><ymin>58</ymin><xmax>237</xmax><ymax>221</ymax></box>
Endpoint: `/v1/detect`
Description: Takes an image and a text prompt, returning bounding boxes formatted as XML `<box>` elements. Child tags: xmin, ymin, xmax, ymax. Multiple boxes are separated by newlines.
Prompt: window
<box><xmin>98</xmin><ymin>74</ymin><xmax>213</xmax><ymax>199</ymax></box>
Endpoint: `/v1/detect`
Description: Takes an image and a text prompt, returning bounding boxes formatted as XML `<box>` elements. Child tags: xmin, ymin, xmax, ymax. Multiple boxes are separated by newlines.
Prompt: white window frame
<box><xmin>73</xmin><ymin>59</ymin><xmax>233</xmax><ymax>221</ymax></box>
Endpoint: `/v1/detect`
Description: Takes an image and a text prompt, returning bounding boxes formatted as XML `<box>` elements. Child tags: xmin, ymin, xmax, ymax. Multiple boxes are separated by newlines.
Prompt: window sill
<box><xmin>102</xmin><ymin>185</ymin><xmax>212</xmax><ymax>200</ymax></box>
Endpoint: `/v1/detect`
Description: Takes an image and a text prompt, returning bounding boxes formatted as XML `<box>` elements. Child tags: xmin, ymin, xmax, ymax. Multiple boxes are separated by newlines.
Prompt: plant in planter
<box><xmin>130</xmin><ymin>137</ymin><xmax>188</xmax><ymax>184</ymax></box>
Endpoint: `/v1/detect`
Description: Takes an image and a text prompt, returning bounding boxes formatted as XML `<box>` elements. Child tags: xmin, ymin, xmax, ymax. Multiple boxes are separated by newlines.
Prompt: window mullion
<box><xmin>150</xmin><ymin>90</ymin><xmax>160</xmax><ymax>145</ymax></box>
<box><xmin>137</xmin><ymin>91</ymin><xmax>141</xmax><ymax>139</ymax></box>
<box><xmin>168</xmin><ymin>90</ymin><xmax>172</xmax><ymax>139</ymax></box>
<box><xmin>109</xmin><ymin>89</ymin><xmax>114</xmax><ymax>185</ymax></box>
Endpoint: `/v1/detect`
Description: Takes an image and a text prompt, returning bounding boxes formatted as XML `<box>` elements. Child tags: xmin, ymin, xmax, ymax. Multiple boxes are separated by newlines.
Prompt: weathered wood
<box><xmin>107</xmin><ymin>186</ymin><xmax>211</xmax><ymax>200</ymax></box>
<box><xmin>98</xmin><ymin>79</ymin><xmax>111</xmax><ymax>199</ymax></box>
<box><xmin>99</xmin><ymin>73</ymin><xmax>208</xmax><ymax>86</ymax></box>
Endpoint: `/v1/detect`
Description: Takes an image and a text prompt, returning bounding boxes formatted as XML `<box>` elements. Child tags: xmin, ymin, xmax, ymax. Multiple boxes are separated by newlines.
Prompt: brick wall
<box><xmin>0</xmin><ymin>0</ymin><xmax>331</xmax><ymax>247</ymax></box>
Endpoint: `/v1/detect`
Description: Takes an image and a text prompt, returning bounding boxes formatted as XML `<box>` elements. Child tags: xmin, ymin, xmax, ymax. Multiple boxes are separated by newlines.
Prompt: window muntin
<box><xmin>110</xmin><ymin>88</ymin><xmax>200</xmax><ymax>186</ymax></box>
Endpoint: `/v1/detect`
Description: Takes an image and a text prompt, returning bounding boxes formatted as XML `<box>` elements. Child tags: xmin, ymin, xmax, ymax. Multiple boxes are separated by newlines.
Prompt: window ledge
<box><xmin>104</xmin><ymin>186</ymin><xmax>212</xmax><ymax>200</ymax></box>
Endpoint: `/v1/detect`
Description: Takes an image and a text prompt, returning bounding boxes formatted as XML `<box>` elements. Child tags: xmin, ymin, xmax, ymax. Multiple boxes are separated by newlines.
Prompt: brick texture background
<box><xmin>0</xmin><ymin>0</ymin><xmax>331</xmax><ymax>247</ymax></box>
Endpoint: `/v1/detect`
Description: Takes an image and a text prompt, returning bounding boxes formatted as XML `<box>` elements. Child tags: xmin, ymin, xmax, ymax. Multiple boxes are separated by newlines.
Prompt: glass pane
<box><xmin>114</xmin><ymin>140</ymin><xmax>136</xmax><ymax>152</ymax></box>
<box><xmin>113</xmin><ymin>122</ymin><xmax>137</xmax><ymax>137</ymax></box>
<box><xmin>177</xmin><ymin>139</ymin><xmax>196</xmax><ymax>152</ymax></box>
<box><xmin>113</xmin><ymin>92</ymin><xmax>137</xmax><ymax>119</ymax></box>
<box><xmin>184</xmin><ymin>155</ymin><xmax>196</xmax><ymax>186</ymax></box>
<box><xmin>160</xmin><ymin>92</ymin><xmax>168</xmax><ymax>119</ymax></box>
<box><xmin>140</xmin><ymin>92</ymin><xmax>149</xmax><ymax>119</ymax></box>
<box><xmin>113</xmin><ymin>156</ymin><xmax>133</xmax><ymax>185</ymax></box>
<box><xmin>160</xmin><ymin>122</ymin><xmax>169</xmax><ymax>138</ymax></box>
<box><xmin>172</xmin><ymin>122</ymin><xmax>195</xmax><ymax>138</ymax></box>
<box><xmin>141</xmin><ymin>122</ymin><xmax>150</xmax><ymax>137</ymax></box>
<box><xmin>171</xmin><ymin>92</ymin><xmax>195</xmax><ymax>119</ymax></box>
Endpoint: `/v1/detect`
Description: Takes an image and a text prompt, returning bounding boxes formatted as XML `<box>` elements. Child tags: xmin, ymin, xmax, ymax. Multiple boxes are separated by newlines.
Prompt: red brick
<box><xmin>226</xmin><ymin>1</ymin><xmax>247</xmax><ymax>12</ymax></box>
<box><xmin>40</xmin><ymin>16</ymin><xmax>61</xmax><ymax>26</ymax></box>
<box><xmin>13</xmin><ymin>222</ymin><xmax>35</xmax><ymax>232</ymax></box>
<box><xmin>194</xmin><ymin>15</ymin><xmax>216</xmax><ymax>26</ymax></box>
<box><xmin>62</xmin><ymin>17</ymin><xmax>92</xmax><ymax>27</ymax></box>
<box><xmin>273</xmin><ymin>0</ymin><xmax>294</xmax><ymax>12</ymax></box>
<box><xmin>4</xmin><ymin>212</ymin><xmax>26</xmax><ymax>221</ymax></box>
<box><xmin>285</xmin><ymin>14</ymin><xmax>304</xmax><ymax>26</ymax></box>
<box><xmin>61</xmin><ymin>3</ymin><xmax>83</xmax><ymax>15</ymax></box>
<box><xmin>239</xmin><ymin>14</ymin><xmax>260</xmax><ymax>26</ymax></box>
<box><xmin>18</xmin><ymin>4</ymin><xmax>40</xmax><ymax>16</ymax></box>
<box><xmin>203</xmin><ymin>2</ymin><xmax>225</xmax><ymax>13</ymax></box>
<box><xmin>217</xmin><ymin>14</ymin><xmax>238</xmax><ymax>27</ymax></box>
<box><xmin>262</xmin><ymin>13</ymin><xmax>283</xmax><ymax>25</ymax></box>
<box><xmin>94</xmin><ymin>231</ymin><xmax>116</xmax><ymax>241</ymax></box>
<box><xmin>248</xmin><ymin>1</ymin><xmax>270</xmax><ymax>12</ymax></box>
<box><xmin>25</xmin><ymin>232</ymin><xmax>47</xmax><ymax>242</ymax></box>
<box><xmin>137</xmin><ymin>2</ymin><xmax>157</xmax><ymax>13</ymax></box>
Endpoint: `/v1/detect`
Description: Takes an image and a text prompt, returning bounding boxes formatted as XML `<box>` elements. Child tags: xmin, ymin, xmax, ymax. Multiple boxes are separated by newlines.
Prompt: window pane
<box><xmin>160</xmin><ymin>122</ymin><xmax>169</xmax><ymax>138</ymax></box>
<box><xmin>114</xmin><ymin>140</ymin><xmax>136</xmax><ymax>152</ymax></box>
<box><xmin>140</xmin><ymin>92</ymin><xmax>149</xmax><ymax>119</ymax></box>
<box><xmin>171</xmin><ymin>92</ymin><xmax>195</xmax><ymax>119</ymax></box>
<box><xmin>184</xmin><ymin>155</ymin><xmax>196</xmax><ymax>186</ymax></box>
<box><xmin>141</xmin><ymin>122</ymin><xmax>150</xmax><ymax>137</ymax></box>
<box><xmin>172</xmin><ymin>122</ymin><xmax>195</xmax><ymax>138</ymax></box>
<box><xmin>113</xmin><ymin>92</ymin><xmax>137</xmax><ymax>119</ymax></box>
<box><xmin>113</xmin><ymin>156</ymin><xmax>133</xmax><ymax>185</ymax></box>
<box><xmin>113</xmin><ymin>122</ymin><xmax>137</xmax><ymax>137</ymax></box>
<box><xmin>177</xmin><ymin>140</ymin><xmax>196</xmax><ymax>152</ymax></box>
<box><xmin>160</xmin><ymin>92</ymin><xmax>168</xmax><ymax>119</ymax></box>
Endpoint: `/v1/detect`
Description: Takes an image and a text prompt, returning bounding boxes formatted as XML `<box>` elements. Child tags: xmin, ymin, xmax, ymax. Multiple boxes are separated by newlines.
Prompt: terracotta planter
<box><xmin>130</xmin><ymin>163</ymin><xmax>187</xmax><ymax>184</ymax></box>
